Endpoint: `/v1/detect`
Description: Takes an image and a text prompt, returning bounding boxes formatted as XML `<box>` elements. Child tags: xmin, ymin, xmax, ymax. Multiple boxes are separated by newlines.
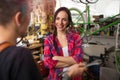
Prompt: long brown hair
<box><xmin>53</xmin><ymin>7</ymin><xmax>73</xmax><ymax>51</ymax></box>
<box><xmin>53</xmin><ymin>7</ymin><xmax>73</xmax><ymax>37</ymax></box>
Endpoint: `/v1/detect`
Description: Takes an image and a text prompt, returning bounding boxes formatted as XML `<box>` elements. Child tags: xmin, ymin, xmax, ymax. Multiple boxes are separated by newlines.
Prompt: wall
<box><xmin>92</xmin><ymin>0</ymin><xmax>120</xmax><ymax>17</ymax></box>
<box><xmin>56</xmin><ymin>0</ymin><xmax>120</xmax><ymax>17</ymax></box>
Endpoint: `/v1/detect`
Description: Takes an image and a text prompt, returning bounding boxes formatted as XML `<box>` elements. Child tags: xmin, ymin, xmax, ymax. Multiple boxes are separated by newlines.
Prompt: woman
<box><xmin>44</xmin><ymin>7</ymin><xmax>85</xmax><ymax>80</ymax></box>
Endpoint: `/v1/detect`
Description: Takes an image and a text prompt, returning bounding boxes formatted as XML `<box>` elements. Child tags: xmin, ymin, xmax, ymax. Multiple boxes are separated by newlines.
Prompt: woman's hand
<box><xmin>67</xmin><ymin>63</ymin><xmax>86</xmax><ymax>78</ymax></box>
<box><xmin>52</xmin><ymin>56</ymin><xmax>59</xmax><ymax>60</ymax></box>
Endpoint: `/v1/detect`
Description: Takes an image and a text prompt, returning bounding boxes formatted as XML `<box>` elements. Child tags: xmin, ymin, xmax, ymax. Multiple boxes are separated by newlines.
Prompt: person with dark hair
<box><xmin>44</xmin><ymin>7</ymin><xmax>86</xmax><ymax>80</ymax></box>
<box><xmin>0</xmin><ymin>0</ymin><xmax>42</xmax><ymax>80</ymax></box>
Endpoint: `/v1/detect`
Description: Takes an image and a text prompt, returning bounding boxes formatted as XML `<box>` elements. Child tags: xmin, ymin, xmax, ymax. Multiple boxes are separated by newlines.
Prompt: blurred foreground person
<box><xmin>0</xmin><ymin>0</ymin><xmax>42</xmax><ymax>80</ymax></box>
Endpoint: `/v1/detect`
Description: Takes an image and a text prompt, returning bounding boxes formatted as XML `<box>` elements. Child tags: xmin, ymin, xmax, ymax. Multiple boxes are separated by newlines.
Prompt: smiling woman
<box><xmin>43</xmin><ymin>7</ymin><xmax>85</xmax><ymax>80</ymax></box>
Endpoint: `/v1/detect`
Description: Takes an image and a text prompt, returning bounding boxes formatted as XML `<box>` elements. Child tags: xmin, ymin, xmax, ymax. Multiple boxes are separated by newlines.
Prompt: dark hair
<box><xmin>53</xmin><ymin>7</ymin><xmax>73</xmax><ymax>37</ymax></box>
<box><xmin>53</xmin><ymin>7</ymin><xmax>73</xmax><ymax>51</ymax></box>
<box><xmin>0</xmin><ymin>0</ymin><xmax>28</xmax><ymax>25</ymax></box>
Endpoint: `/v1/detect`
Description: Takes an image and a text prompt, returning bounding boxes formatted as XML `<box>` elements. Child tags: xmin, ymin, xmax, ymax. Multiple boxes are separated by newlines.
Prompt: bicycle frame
<box><xmin>70</xmin><ymin>4</ymin><xmax>120</xmax><ymax>36</ymax></box>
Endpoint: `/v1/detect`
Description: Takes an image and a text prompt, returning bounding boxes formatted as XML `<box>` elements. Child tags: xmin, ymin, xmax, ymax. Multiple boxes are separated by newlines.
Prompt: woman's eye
<box><xmin>63</xmin><ymin>18</ymin><xmax>68</xmax><ymax>22</ymax></box>
<box><xmin>56</xmin><ymin>17</ymin><xmax>60</xmax><ymax>20</ymax></box>
<box><xmin>63</xmin><ymin>19</ymin><xmax>67</xmax><ymax>21</ymax></box>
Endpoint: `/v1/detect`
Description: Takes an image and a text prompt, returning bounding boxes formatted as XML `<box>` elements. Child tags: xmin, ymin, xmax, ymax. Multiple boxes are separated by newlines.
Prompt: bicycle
<box><xmin>69</xmin><ymin>0</ymin><xmax>120</xmax><ymax>80</ymax></box>
<box><xmin>70</xmin><ymin>0</ymin><xmax>120</xmax><ymax>36</ymax></box>
<box><xmin>70</xmin><ymin>0</ymin><xmax>120</xmax><ymax>48</ymax></box>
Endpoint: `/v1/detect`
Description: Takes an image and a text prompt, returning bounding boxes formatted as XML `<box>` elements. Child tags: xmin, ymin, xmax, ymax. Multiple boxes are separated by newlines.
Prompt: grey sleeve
<box><xmin>62</xmin><ymin>73</ymin><xmax>71</xmax><ymax>80</ymax></box>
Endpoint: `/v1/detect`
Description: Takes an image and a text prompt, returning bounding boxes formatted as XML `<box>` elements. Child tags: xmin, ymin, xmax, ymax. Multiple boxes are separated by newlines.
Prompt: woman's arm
<box><xmin>71</xmin><ymin>34</ymin><xmax>83</xmax><ymax>63</ymax></box>
<box><xmin>53</xmin><ymin>34</ymin><xmax>83</xmax><ymax>68</ymax></box>
<box><xmin>62</xmin><ymin>63</ymin><xmax>86</xmax><ymax>80</ymax></box>
<box><xmin>53</xmin><ymin>56</ymin><xmax>77</xmax><ymax>68</ymax></box>
<box><xmin>44</xmin><ymin>37</ymin><xmax>58</xmax><ymax>69</ymax></box>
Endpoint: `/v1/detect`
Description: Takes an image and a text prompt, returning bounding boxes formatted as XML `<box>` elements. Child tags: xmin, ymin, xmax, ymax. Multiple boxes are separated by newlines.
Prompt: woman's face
<box><xmin>55</xmin><ymin>11</ymin><xmax>69</xmax><ymax>32</ymax></box>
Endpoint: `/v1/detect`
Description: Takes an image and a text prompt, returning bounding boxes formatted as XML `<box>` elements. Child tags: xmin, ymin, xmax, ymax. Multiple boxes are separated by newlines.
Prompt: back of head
<box><xmin>0</xmin><ymin>0</ymin><xmax>28</xmax><ymax>25</ymax></box>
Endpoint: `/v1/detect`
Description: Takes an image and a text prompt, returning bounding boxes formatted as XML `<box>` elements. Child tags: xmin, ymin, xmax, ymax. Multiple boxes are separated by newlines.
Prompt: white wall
<box><xmin>92</xmin><ymin>0</ymin><xmax>120</xmax><ymax>17</ymax></box>
<box><xmin>56</xmin><ymin>0</ymin><xmax>120</xmax><ymax>17</ymax></box>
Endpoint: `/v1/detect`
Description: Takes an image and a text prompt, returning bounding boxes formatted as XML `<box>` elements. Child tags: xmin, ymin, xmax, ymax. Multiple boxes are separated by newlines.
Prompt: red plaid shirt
<box><xmin>44</xmin><ymin>31</ymin><xmax>83</xmax><ymax>80</ymax></box>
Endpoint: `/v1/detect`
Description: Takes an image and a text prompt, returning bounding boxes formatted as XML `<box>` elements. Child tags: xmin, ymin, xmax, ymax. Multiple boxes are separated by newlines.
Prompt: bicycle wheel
<box><xmin>71</xmin><ymin>0</ymin><xmax>81</xmax><ymax>3</ymax></box>
<box><xmin>79</xmin><ymin>0</ymin><xmax>89</xmax><ymax>4</ymax></box>
<box><xmin>87</xmin><ymin>0</ymin><xmax>99</xmax><ymax>4</ymax></box>
<box><xmin>79</xmin><ymin>0</ymin><xmax>98</xmax><ymax>4</ymax></box>
<box><xmin>69</xmin><ymin>8</ymin><xmax>85</xmax><ymax>35</ymax></box>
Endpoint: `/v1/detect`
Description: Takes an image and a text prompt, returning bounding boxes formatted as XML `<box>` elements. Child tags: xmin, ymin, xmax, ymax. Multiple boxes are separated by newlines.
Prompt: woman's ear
<box><xmin>14</xmin><ymin>12</ymin><xmax>22</xmax><ymax>27</ymax></box>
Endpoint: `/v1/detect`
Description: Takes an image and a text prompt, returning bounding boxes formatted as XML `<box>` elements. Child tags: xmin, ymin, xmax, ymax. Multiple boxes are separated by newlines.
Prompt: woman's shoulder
<box><xmin>44</xmin><ymin>34</ymin><xmax>54</xmax><ymax>40</ymax></box>
<box><xmin>67</xmin><ymin>31</ymin><xmax>81</xmax><ymax>38</ymax></box>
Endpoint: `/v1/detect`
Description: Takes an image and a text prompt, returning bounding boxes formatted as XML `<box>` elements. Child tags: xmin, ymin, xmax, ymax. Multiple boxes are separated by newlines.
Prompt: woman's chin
<box><xmin>57</xmin><ymin>28</ymin><xmax>66</xmax><ymax>31</ymax></box>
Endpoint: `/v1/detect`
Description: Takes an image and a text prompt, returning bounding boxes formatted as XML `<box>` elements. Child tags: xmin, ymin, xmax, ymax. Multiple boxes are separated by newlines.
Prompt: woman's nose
<box><xmin>59</xmin><ymin>20</ymin><xmax>63</xmax><ymax>24</ymax></box>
